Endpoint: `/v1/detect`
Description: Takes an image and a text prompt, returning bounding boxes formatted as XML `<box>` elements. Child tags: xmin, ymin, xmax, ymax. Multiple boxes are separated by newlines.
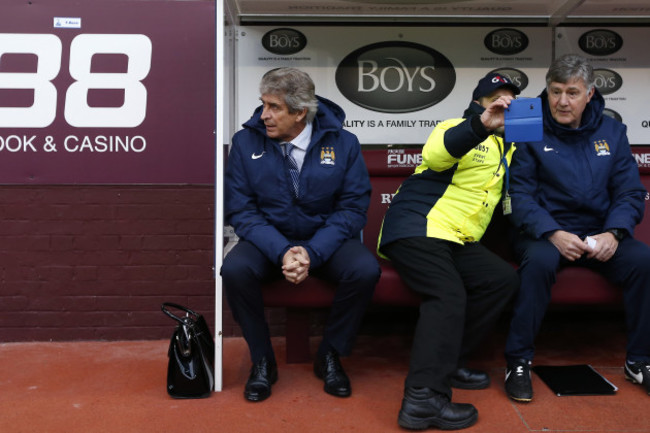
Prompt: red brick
<box><xmin>0</xmin><ymin>185</ymin><xmax>232</xmax><ymax>341</ymax></box>
<box><xmin>0</xmin><ymin>296</ymin><xmax>29</xmax><ymax>311</ymax></box>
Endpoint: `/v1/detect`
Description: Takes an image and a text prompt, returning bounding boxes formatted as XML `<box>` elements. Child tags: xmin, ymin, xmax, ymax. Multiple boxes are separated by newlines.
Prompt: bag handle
<box><xmin>161</xmin><ymin>302</ymin><xmax>201</xmax><ymax>325</ymax></box>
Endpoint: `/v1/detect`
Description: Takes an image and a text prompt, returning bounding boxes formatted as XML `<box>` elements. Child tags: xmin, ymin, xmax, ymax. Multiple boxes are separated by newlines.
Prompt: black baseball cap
<box><xmin>472</xmin><ymin>72</ymin><xmax>520</xmax><ymax>100</ymax></box>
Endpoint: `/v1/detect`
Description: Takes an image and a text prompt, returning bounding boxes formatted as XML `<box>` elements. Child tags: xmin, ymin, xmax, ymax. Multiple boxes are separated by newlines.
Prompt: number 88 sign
<box><xmin>0</xmin><ymin>33</ymin><xmax>152</xmax><ymax>128</ymax></box>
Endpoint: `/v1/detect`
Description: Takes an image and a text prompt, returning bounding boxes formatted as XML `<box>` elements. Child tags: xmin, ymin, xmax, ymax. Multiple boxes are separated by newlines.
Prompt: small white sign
<box><xmin>53</xmin><ymin>17</ymin><xmax>81</xmax><ymax>29</ymax></box>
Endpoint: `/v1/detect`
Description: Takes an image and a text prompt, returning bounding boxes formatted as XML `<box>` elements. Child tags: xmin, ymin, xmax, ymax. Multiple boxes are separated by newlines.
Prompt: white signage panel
<box><xmin>236</xmin><ymin>26</ymin><xmax>552</xmax><ymax>145</ymax></box>
<box><xmin>556</xmin><ymin>27</ymin><xmax>650</xmax><ymax>145</ymax></box>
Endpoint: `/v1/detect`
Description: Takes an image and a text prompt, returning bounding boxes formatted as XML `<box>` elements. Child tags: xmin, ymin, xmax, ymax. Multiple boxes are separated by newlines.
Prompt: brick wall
<box><xmin>0</xmin><ymin>184</ymin><xmax>387</xmax><ymax>342</ymax></box>
<box><xmin>0</xmin><ymin>185</ymin><xmax>225</xmax><ymax>342</ymax></box>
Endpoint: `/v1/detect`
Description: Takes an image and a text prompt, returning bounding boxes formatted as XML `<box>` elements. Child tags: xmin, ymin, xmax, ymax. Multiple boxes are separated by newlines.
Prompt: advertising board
<box><xmin>0</xmin><ymin>0</ymin><xmax>215</xmax><ymax>184</ymax></box>
<box><xmin>236</xmin><ymin>26</ymin><xmax>552</xmax><ymax>145</ymax></box>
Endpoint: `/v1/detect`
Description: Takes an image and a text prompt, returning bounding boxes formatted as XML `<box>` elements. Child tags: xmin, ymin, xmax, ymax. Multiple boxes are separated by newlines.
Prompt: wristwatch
<box><xmin>607</xmin><ymin>228</ymin><xmax>626</xmax><ymax>242</ymax></box>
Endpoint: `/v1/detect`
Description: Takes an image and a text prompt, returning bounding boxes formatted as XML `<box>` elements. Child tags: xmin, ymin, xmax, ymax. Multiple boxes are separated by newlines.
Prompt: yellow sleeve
<box><xmin>419</xmin><ymin>118</ymin><xmax>466</xmax><ymax>173</ymax></box>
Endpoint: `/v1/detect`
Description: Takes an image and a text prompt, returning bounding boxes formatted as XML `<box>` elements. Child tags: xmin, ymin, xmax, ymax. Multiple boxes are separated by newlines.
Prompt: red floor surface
<box><xmin>1</xmin><ymin>311</ymin><xmax>649</xmax><ymax>433</ymax></box>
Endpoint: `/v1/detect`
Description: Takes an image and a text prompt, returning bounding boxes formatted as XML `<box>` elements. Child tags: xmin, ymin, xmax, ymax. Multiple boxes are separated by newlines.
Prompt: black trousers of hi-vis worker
<box><xmin>221</xmin><ymin>238</ymin><xmax>380</xmax><ymax>365</ymax></box>
<box><xmin>382</xmin><ymin>236</ymin><xmax>518</xmax><ymax>398</ymax></box>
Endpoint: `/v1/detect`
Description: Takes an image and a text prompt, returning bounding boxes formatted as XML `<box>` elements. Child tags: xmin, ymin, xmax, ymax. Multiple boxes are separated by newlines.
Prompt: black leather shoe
<box><xmin>314</xmin><ymin>350</ymin><xmax>351</xmax><ymax>397</ymax></box>
<box><xmin>398</xmin><ymin>387</ymin><xmax>478</xmax><ymax>430</ymax></box>
<box><xmin>450</xmin><ymin>367</ymin><xmax>490</xmax><ymax>390</ymax></box>
<box><xmin>244</xmin><ymin>356</ymin><xmax>278</xmax><ymax>402</ymax></box>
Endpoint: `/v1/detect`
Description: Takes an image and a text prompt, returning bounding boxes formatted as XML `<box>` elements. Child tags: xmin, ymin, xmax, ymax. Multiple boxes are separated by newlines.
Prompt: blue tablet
<box><xmin>504</xmin><ymin>97</ymin><xmax>543</xmax><ymax>142</ymax></box>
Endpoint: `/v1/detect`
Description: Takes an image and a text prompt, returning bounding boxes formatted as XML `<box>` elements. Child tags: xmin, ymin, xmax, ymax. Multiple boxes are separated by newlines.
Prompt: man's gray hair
<box><xmin>260</xmin><ymin>68</ymin><xmax>319</xmax><ymax>123</ymax></box>
<box><xmin>546</xmin><ymin>54</ymin><xmax>595</xmax><ymax>92</ymax></box>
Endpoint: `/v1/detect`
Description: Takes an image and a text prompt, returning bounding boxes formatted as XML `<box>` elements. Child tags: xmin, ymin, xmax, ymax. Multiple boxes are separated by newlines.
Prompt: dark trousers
<box><xmin>382</xmin><ymin>237</ymin><xmax>518</xmax><ymax>397</ymax></box>
<box><xmin>221</xmin><ymin>239</ymin><xmax>380</xmax><ymax>364</ymax></box>
<box><xmin>505</xmin><ymin>234</ymin><xmax>650</xmax><ymax>363</ymax></box>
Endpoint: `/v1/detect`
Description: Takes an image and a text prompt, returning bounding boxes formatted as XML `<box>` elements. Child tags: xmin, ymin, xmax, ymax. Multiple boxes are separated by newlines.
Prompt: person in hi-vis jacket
<box><xmin>378</xmin><ymin>72</ymin><xmax>520</xmax><ymax>430</ymax></box>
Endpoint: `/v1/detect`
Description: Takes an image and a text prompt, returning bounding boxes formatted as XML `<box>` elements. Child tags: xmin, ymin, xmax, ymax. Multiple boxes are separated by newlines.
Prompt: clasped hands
<box><xmin>282</xmin><ymin>246</ymin><xmax>310</xmax><ymax>284</ymax></box>
<box><xmin>548</xmin><ymin>230</ymin><xmax>619</xmax><ymax>262</ymax></box>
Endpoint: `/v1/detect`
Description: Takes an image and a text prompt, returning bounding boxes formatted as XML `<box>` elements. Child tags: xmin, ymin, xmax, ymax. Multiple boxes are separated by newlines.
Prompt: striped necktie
<box><xmin>283</xmin><ymin>142</ymin><xmax>300</xmax><ymax>197</ymax></box>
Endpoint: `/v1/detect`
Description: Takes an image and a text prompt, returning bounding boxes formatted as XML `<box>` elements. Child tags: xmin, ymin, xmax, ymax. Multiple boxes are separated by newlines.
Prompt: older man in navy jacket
<box><xmin>221</xmin><ymin>68</ymin><xmax>380</xmax><ymax>402</ymax></box>
<box><xmin>504</xmin><ymin>54</ymin><xmax>650</xmax><ymax>401</ymax></box>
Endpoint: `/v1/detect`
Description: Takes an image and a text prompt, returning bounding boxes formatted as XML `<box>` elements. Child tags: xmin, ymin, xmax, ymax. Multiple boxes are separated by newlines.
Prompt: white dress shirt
<box><xmin>287</xmin><ymin>122</ymin><xmax>312</xmax><ymax>171</ymax></box>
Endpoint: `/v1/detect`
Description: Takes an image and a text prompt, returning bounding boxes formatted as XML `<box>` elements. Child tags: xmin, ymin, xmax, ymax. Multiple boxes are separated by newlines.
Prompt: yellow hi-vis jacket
<box><xmin>378</xmin><ymin>113</ymin><xmax>515</xmax><ymax>257</ymax></box>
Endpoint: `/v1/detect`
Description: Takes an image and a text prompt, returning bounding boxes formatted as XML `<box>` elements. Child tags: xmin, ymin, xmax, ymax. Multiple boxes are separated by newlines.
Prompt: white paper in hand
<box><xmin>586</xmin><ymin>236</ymin><xmax>597</xmax><ymax>249</ymax></box>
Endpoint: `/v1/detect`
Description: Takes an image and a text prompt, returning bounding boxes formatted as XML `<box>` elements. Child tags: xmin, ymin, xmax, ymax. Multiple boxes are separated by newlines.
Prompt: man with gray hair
<box><xmin>221</xmin><ymin>67</ymin><xmax>380</xmax><ymax>402</ymax></box>
<box><xmin>504</xmin><ymin>54</ymin><xmax>650</xmax><ymax>401</ymax></box>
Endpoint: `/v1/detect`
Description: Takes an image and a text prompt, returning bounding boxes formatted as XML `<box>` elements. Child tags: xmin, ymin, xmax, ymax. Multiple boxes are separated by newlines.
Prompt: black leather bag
<box><xmin>161</xmin><ymin>303</ymin><xmax>215</xmax><ymax>398</ymax></box>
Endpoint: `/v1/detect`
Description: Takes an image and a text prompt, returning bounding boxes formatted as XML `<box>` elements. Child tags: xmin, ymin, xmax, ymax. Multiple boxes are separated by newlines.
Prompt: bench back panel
<box><xmin>363</xmin><ymin>146</ymin><xmax>650</xmax><ymax>255</ymax></box>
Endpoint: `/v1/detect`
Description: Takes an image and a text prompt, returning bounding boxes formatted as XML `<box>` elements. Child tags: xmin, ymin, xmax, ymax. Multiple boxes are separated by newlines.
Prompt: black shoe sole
<box><xmin>244</xmin><ymin>391</ymin><xmax>270</xmax><ymax>402</ymax></box>
<box><xmin>508</xmin><ymin>395</ymin><xmax>533</xmax><ymax>403</ymax></box>
<box><xmin>398</xmin><ymin>410</ymin><xmax>478</xmax><ymax>431</ymax></box>
<box><xmin>324</xmin><ymin>386</ymin><xmax>351</xmax><ymax>398</ymax></box>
